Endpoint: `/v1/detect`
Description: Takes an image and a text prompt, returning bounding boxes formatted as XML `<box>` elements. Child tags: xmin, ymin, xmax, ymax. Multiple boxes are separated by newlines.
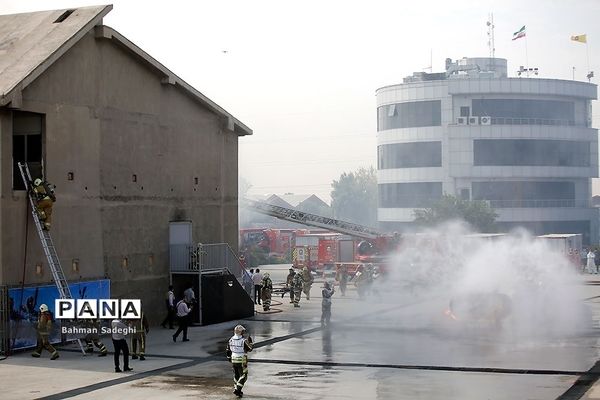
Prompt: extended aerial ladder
<box><xmin>18</xmin><ymin>162</ymin><xmax>86</xmax><ymax>355</ymax></box>
<box><xmin>241</xmin><ymin>198</ymin><xmax>384</xmax><ymax>241</ymax></box>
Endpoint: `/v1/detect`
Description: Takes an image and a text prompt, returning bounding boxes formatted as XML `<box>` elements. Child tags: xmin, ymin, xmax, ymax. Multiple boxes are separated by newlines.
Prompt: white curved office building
<box><xmin>376</xmin><ymin>57</ymin><xmax>598</xmax><ymax>243</ymax></box>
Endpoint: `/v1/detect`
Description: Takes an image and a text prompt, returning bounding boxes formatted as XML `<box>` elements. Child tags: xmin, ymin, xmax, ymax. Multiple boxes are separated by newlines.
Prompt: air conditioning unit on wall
<box><xmin>469</xmin><ymin>116</ymin><xmax>480</xmax><ymax>125</ymax></box>
<box><xmin>480</xmin><ymin>116</ymin><xmax>491</xmax><ymax>125</ymax></box>
<box><xmin>457</xmin><ymin>117</ymin><xmax>468</xmax><ymax>125</ymax></box>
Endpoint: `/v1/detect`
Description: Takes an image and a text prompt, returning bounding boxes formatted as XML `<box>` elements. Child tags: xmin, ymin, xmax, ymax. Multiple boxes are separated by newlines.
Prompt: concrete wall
<box><xmin>0</xmin><ymin>29</ymin><xmax>240</xmax><ymax>324</ymax></box>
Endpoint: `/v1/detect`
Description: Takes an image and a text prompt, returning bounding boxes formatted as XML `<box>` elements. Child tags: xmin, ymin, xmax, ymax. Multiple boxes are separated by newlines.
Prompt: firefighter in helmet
<box><xmin>301</xmin><ymin>267</ymin><xmax>314</xmax><ymax>300</ymax></box>
<box><xmin>292</xmin><ymin>269</ymin><xmax>304</xmax><ymax>307</ymax></box>
<box><xmin>32</xmin><ymin>304</ymin><xmax>59</xmax><ymax>360</ymax></box>
<box><xmin>32</xmin><ymin>178</ymin><xmax>56</xmax><ymax>231</ymax></box>
<box><xmin>260</xmin><ymin>273</ymin><xmax>273</xmax><ymax>311</ymax></box>
<box><xmin>284</xmin><ymin>267</ymin><xmax>296</xmax><ymax>303</ymax></box>
<box><xmin>226</xmin><ymin>324</ymin><xmax>253</xmax><ymax>398</ymax></box>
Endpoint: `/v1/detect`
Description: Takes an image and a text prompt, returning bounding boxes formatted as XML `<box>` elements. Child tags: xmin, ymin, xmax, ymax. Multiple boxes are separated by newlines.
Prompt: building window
<box><xmin>378</xmin><ymin>142</ymin><xmax>442</xmax><ymax>169</ymax></box>
<box><xmin>460</xmin><ymin>106</ymin><xmax>470</xmax><ymax>117</ymax></box>
<box><xmin>472</xmin><ymin>181</ymin><xmax>576</xmax><ymax>208</ymax></box>
<box><xmin>474</xmin><ymin>139</ymin><xmax>590</xmax><ymax>167</ymax></box>
<box><xmin>378</xmin><ymin>182</ymin><xmax>442</xmax><ymax>208</ymax></box>
<box><xmin>471</xmin><ymin>99</ymin><xmax>575</xmax><ymax>126</ymax></box>
<box><xmin>377</xmin><ymin>100</ymin><xmax>441</xmax><ymax>131</ymax></box>
<box><xmin>12</xmin><ymin>111</ymin><xmax>44</xmax><ymax>190</ymax></box>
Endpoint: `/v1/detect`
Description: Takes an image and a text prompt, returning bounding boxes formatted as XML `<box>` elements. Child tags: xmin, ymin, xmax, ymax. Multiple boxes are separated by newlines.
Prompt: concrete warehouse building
<box><xmin>376</xmin><ymin>57</ymin><xmax>598</xmax><ymax>243</ymax></box>
<box><xmin>0</xmin><ymin>5</ymin><xmax>252</xmax><ymax>324</ymax></box>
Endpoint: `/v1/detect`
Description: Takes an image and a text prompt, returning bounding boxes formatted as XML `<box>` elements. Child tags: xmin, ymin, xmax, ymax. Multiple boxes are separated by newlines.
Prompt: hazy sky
<box><xmin>3</xmin><ymin>0</ymin><xmax>600</xmax><ymax>201</ymax></box>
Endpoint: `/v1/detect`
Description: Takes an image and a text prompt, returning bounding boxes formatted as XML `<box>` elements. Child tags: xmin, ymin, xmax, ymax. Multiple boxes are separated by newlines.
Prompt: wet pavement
<box><xmin>2</xmin><ymin>264</ymin><xmax>600</xmax><ymax>399</ymax></box>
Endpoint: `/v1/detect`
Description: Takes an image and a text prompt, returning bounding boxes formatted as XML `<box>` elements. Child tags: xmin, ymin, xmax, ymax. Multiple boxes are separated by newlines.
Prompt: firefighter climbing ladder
<box><xmin>241</xmin><ymin>198</ymin><xmax>382</xmax><ymax>240</ymax></box>
<box><xmin>17</xmin><ymin>162</ymin><xmax>87</xmax><ymax>355</ymax></box>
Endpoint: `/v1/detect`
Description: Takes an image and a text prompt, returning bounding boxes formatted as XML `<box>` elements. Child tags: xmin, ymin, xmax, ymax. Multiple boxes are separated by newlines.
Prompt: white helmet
<box><xmin>34</xmin><ymin>178</ymin><xmax>42</xmax><ymax>186</ymax></box>
<box><xmin>39</xmin><ymin>304</ymin><xmax>48</xmax><ymax>312</ymax></box>
<box><xmin>234</xmin><ymin>324</ymin><xmax>246</xmax><ymax>335</ymax></box>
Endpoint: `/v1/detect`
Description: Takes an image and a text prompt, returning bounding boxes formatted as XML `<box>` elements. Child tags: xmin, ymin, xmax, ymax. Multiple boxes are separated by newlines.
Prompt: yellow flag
<box><xmin>571</xmin><ymin>34</ymin><xmax>587</xmax><ymax>43</ymax></box>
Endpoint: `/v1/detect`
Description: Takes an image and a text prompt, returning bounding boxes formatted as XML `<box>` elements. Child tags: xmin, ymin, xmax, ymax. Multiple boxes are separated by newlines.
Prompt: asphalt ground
<box><xmin>2</xmin><ymin>264</ymin><xmax>600</xmax><ymax>400</ymax></box>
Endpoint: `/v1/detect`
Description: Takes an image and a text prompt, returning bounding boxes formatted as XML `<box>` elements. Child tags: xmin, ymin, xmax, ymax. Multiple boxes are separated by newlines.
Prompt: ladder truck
<box><xmin>241</xmin><ymin>198</ymin><xmax>398</xmax><ymax>261</ymax></box>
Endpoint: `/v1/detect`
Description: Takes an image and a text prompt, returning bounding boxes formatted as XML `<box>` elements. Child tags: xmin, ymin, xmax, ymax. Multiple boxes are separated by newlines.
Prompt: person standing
<box><xmin>252</xmin><ymin>268</ymin><xmax>263</xmax><ymax>305</ymax></box>
<box><xmin>111</xmin><ymin>318</ymin><xmax>132</xmax><ymax>372</ymax></box>
<box><xmin>321</xmin><ymin>281</ymin><xmax>335</xmax><ymax>326</ymax></box>
<box><xmin>261</xmin><ymin>272</ymin><xmax>273</xmax><ymax>311</ymax></box>
<box><xmin>226</xmin><ymin>324</ymin><xmax>253</xmax><ymax>398</ymax></box>
<box><xmin>131</xmin><ymin>311</ymin><xmax>149</xmax><ymax>360</ymax></box>
<box><xmin>173</xmin><ymin>299</ymin><xmax>192</xmax><ymax>342</ymax></box>
<box><xmin>32</xmin><ymin>178</ymin><xmax>56</xmax><ymax>231</ymax></box>
<box><xmin>587</xmin><ymin>249</ymin><xmax>596</xmax><ymax>274</ymax></box>
<box><xmin>301</xmin><ymin>267</ymin><xmax>314</xmax><ymax>300</ymax></box>
<box><xmin>161</xmin><ymin>285</ymin><xmax>175</xmax><ymax>329</ymax></box>
<box><xmin>336</xmin><ymin>265</ymin><xmax>349</xmax><ymax>296</ymax></box>
<box><xmin>285</xmin><ymin>267</ymin><xmax>296</xmax><ymax>303</ymax></box>
<box><xmin>31</xmin><ymin>304</ymin><xmax>59</xmax><ymax>360</ymax></box>
<box><xmin>292</xmin><ymin>270</ymin><xmax>304</xmax><ymax>308</ymax></box>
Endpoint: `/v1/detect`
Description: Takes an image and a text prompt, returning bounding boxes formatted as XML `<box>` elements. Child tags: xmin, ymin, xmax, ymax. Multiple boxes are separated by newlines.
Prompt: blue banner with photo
<box><xmin>8</xmin><ymin>279</ymin><xmax>110</xmax><ymax>350</ymax></box>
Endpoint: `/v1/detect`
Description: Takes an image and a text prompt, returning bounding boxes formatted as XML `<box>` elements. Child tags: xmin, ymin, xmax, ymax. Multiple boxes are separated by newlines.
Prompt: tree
<box><xmin>413</xmin><ymin>194</ymin><xmax>498</xmax><ymax>232</ymax></box>
<box><xmin>330</xmin><ymin>167</ymin><xmax>377</xmax><ymax>227</ymax></box>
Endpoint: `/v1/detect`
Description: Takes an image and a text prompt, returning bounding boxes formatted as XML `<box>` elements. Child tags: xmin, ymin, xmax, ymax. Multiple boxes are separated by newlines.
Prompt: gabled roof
<box><xmin>265</xmin><ymin>193</ymin><xmax>329</xmax><ymax>208</ymax></box>
<box><xmin>0</xmin><ymin>5</ymin><xmax>252</xmax><ymax>136</ymax></box>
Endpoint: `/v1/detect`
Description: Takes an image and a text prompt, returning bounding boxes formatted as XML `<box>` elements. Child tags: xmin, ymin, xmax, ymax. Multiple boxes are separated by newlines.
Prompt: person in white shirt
<box><xmin>172</xmin><ymin>299</ymin><xmax>192</xmax><ymax>342</ymax></box>
<box><xmin>587</xmin><ymin>250</ymin><xmax>596</xmax><ymax>274</ymax></box>
<box><xmin>111</xmin><ymin>318</ymin><xmax>132</xmax><ymax>372</ymax></box>
<box><xmin>252</xmin><ymin>269</ymin><xmax>263</xmax><ymax>305</ymax></box>
<box><xmin>161</xmin><ymin>285</ymin><xmax>175</xmax><ymax>329</ymax></box>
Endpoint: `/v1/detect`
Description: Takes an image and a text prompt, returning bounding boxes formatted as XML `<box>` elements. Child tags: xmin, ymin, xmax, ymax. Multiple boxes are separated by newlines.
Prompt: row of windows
<box><xmin>377</xmin><ymin>100</ymin><xmax>441</xmax><ymax>131</ymax></box>
<box><xmin>376</xmin><ymin>139</ymin><xmax>591</xmax><ymax>169</ymax></box>
<box><xmin>379</xmin><ymin>181</ymin><xmax>581</xmax><ymax>209</ymax></box>
<box><xmin>474</xmin><ymin>140</ymin><xmax>590</xmax><ymax>167</ymax></box>
<box><xmin>378</xmin><ymin>182</ymin><xmax>442</xmax><ymax>208</ymax></box>
<box><xmin>472</xmin><ymin>181</ymin><xmax>575</xmax><ymax>208</ymax></box>
<box><xmin>472</xmin><ymin>99</ymin><xmax>575</xmax><ymax>125</ymax></box>
<box><xmin>377</xmin><ymin>142</ymin><xmax>441</xmax><ymax>169</ymax></box>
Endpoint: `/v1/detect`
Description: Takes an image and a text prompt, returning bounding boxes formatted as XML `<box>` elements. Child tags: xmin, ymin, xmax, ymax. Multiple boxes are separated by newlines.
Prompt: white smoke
<box><xmin>383</xmin><ymin>221</ymin><xmax>592</xmax><ymax>339</ymax></box>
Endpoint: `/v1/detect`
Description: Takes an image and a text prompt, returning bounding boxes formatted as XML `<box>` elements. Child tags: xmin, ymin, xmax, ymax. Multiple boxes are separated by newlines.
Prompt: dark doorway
<box><xmin>12</xmin><ymin>111</ymin><xmax>44</xmax><ymax>190</ymax></box>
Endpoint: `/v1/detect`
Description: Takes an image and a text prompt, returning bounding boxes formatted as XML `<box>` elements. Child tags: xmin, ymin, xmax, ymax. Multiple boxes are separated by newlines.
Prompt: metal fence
<box><xmin>0</xmin><ymin>285</ymin><xmax>8</xmax><ymax>357</ymax></box>
<box><xmin>170</xmin><ymin>244</ymin><xmax>200</xmax><ymax>272</ymax></box>
<box><xmin>170</xmin><ymin>242</ymin><xmax>251</xmax><ymax>283</ymax></box>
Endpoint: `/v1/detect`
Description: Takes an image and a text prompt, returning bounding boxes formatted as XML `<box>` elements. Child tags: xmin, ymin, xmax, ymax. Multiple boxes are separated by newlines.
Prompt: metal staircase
<box><xmin>241</xmin><ymin>198</ymin><xmax>382</xmax><ymax>240</ymax></box>
<box><xmin>17</xmin><ymin>162</ymin><xmax>86</xmax><ymax>354</ymax></box>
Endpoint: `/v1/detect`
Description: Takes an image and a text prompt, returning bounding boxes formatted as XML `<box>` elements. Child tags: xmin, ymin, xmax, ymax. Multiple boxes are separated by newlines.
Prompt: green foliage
<box><xmin>413</xmin><ymin>194</ymin><xmax>498</xmax><ymax>232</ymax></box>
<box><xmin>330</xmin><ymin>167</ymin><xmax>378</xmax><ymax>227</ymax></box>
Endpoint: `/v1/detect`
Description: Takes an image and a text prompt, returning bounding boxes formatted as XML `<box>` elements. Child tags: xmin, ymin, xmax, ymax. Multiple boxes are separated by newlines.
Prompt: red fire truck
<box><xmin>239</xmin><ymin>228</ymin><xmax>309</xmax><ymax>258</ymax></box>
<box><xmin>292</xmin><ymin>233</ymin><xmax>359</xmax><ymax>276</ymax></box>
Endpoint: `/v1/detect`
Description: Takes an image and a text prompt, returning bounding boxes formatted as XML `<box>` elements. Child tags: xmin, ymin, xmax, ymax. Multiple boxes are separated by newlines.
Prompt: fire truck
<box><xmin>292</xmin><ymin>233</ymin><xmax>358</xmax><ymax>276</ymax></box>
<box><xmin>239</xmin><ymin>228</ymin><xmax>309</xmax><ymax>258</ymax></box>
<box><xmin>241</xmin><ymin>198</ymin><xmax>395</xmax><ymax>275</ymax></box>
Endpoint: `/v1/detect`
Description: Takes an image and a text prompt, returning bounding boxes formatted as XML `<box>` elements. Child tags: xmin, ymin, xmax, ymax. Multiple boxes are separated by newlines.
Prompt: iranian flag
<box><xmin>512</xmin><ymin>25</ymin><xmax>526</xmax><ymax>41</ymax></box>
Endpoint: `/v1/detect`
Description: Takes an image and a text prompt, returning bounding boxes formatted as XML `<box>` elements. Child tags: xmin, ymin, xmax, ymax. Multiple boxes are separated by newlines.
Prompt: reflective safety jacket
<box><xmin>227</xmin><ymin>334</ymin><xmax>253</xmax><ymax>363</ymax></box>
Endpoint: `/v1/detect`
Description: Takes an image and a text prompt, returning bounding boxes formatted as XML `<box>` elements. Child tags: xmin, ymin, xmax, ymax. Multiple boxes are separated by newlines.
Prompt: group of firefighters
<box><xmin>30</xmin><ymin>303</ymin><xmax>149</xmax><ymax>373</ymax></box>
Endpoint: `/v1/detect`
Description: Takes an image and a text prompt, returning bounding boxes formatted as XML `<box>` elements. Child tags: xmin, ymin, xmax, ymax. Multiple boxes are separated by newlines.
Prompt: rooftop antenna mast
<box><xmin>486</xmin><ymin>13</ymin><xmax>495</xmax><ymax>59</ymax></box>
